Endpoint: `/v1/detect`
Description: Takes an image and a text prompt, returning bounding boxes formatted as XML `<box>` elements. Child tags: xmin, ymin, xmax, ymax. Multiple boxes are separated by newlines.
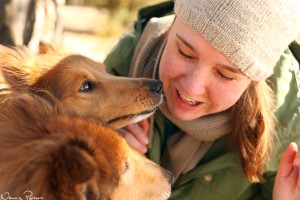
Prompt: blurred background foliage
<box><xmin>0</xmin><ymin>0</ymin><xmax>167</xmax><ymax>61</ymax></box>
<box><xmin>65</xmin><ymin>0</ymin><xmax>166</xmax><ymax>37</ymax></box>
<box><xmin>59</xmin><ymin>0</ymin><xmax>168</xmax><ymax>61</ymax></box>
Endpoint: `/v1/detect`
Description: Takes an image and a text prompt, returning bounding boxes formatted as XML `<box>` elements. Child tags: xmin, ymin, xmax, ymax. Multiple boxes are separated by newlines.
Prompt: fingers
<box><xmin>118</xmin><ymin>128</ymin><xmax>148</xmax><ymax>154</ymax></box>
<box><xmin>126</xmin><ymin>121</ymin><xmax>149</xmax><ymax>145</ymax></box>
<box><xmin>273</xmin><ymin>142</ymin><xmax>300</xmax><ymax>200</ymax></box>
<box><xmin>294</xmin><ymin>155</ymin><xmax>300</xmax><ymax>167</ymax></box>
<box><xmin>278</xmin><ymin>142</ymin><xmax>298</xmax><ymax>177</ymax></box>
<box><xmin>117</xmin><ymin>119</ymin><xmax>150</xmax><ymax>154</ymax></box>
<box><xmin>294</xmin><ymin>155</ymin><xmax>300</xmax><ymax>196</ymax></box>
<box><xmin>138</xmin><ymin>119</ymin><xmax>150</xmax><ymax>136</ymax></box>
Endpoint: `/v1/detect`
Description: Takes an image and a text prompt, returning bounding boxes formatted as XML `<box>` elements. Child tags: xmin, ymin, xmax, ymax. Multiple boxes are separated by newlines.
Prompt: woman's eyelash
<box><xmin>177</xmin><ymin>44</ymin><xmax>234</xmax><ymax>81</ymax></box>
<box><xmin>177</xmin><ymin>47</ymin><xmax>194</xmax><ymax>59</ymax></box>
<box><xmin>216</xmin><ymin>70</ymin><xmax>234</xmax><ymax>81</ymax></box>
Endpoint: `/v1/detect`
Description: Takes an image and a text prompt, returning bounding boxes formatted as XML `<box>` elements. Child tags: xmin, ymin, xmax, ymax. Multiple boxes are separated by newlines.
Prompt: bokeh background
<box><xmin>61</xmin><ymin>0</ymin><xmax>165</xmax><ymax>61</ymax></box>
<box><xmin>0</xmin><ymin>0</ymin><xmax>165</xmax><ymax>62</ymax></box>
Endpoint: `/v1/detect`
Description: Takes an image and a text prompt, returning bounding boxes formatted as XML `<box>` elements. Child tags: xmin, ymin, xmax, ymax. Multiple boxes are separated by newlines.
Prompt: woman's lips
<box><xmin>175</xmin><ymin>90</ymin><xmax>202</xmax><ymax>108</ymax></box>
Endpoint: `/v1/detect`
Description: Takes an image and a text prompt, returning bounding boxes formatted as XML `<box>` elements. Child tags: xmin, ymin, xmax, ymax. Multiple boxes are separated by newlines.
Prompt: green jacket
<box><xmin>104</xmin><ymin>2</ymin><xmax>300</xmax><ymax>199</ymax></box>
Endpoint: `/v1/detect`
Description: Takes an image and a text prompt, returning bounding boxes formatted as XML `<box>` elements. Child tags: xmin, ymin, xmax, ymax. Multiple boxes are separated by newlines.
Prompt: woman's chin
<box><xmin>168</xmin><ymin>108</ymin><xmax>203</xmax><ymax>121</ymax></box>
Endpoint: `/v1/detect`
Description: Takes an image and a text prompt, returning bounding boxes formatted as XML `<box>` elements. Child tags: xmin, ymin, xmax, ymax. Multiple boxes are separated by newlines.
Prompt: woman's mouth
<box><xmin>177</xmin><ymin>91</ymin><xmax>200</xmax><ymax>106</ymax></box>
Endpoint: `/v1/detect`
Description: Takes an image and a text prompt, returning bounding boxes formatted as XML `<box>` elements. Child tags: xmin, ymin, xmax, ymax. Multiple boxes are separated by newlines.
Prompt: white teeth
<box><xmin>178</xmin><ymin>92</ymin><xmax>198</xmax><ymax>105</ymax></box>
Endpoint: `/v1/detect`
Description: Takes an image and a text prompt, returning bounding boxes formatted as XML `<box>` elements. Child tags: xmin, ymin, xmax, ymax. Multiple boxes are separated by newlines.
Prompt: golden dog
<box><xmin>0</xmin><ymin>93</ymin><xmax>172</xmax><ymax>200</ymax></box>
<box><xmin>0</xmin><ymin>43</ymin><xmax>163</xmax><ymax>128</ymax></box>
<box><xmin>0</xmin><ymin>43</ymin><xmax>172</xmax><ymax>199</ymax></box>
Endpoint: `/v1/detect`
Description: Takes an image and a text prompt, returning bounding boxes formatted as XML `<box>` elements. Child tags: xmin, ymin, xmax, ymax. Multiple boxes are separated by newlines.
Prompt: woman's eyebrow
<box><xmin>176</xmin><ymin>33</ymin><xmax>196</xmax><ymax>52</ymax></box>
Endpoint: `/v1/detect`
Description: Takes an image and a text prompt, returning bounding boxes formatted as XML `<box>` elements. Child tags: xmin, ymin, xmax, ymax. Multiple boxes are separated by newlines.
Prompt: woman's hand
<box><xmin>117</xmin><ymin>119</ymin><xmax>150</xmax><ymax>154</ymax></box>
<box><xmin>273</xmin><ymin>142</ymin><xmax>300</xmax><ymax>200</ymax></box>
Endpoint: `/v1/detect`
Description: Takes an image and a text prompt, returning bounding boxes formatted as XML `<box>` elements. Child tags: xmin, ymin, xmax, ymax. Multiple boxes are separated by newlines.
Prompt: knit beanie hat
<box><xmin>174</xmin><ymin>0</ymin><xmax>300</xmax><ymax>81</ymax></box>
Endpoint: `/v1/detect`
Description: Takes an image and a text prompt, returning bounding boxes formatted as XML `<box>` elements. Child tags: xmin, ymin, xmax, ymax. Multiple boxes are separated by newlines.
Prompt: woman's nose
<box><xmin>181</xmin><ymin>67</ymin><xmax>209</xmax><ymax>96</ymax></box>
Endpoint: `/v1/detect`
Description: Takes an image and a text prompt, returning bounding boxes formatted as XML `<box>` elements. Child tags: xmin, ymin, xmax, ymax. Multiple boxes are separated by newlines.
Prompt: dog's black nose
<box><xmin>149</xmin><ymin>80</ymin><xmax>162</xmax><ymax>94</ymax></box>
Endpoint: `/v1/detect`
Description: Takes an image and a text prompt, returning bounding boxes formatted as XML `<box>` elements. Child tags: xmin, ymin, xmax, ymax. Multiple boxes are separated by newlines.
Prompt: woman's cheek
<box><xmin>213</xmin><ymin>85</ymin><xmax>246</xmax><ymax>110</ymax></box>
<box><xmin>159</xmin><ymin>53</ymin><xmax>173</xmax><ymax>83</ymax></box>
<box><xmin>161</xmin><ymin>55</ymin><xmax>184</xmax><ymax>80</ymax></box>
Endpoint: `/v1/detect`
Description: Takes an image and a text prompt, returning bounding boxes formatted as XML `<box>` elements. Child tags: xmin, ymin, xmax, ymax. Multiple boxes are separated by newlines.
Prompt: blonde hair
<box><xmin>229</xmin><ymin>81</ymin><xmax>276</xmax><ymax>183</ymax></box>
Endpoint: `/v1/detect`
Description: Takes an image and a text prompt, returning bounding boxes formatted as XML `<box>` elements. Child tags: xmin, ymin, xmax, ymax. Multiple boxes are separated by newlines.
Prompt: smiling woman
<box><xmin>104</xmin><ymin>0</ymin><xmax>300</xmax><ymax>199</ymax></box>
<box><xmin>159</xmin><ymin>18</ymin><xmax>252</xmax><ymax>120</ymax></box>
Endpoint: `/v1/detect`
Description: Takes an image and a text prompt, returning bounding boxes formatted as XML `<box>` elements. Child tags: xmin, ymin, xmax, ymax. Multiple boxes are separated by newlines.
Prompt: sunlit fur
<box><xmin>0</xmin><ymin>43</ymin><xmax>163</xmax><ymax>129</ymax></box>
<box><xmin>229</xmin><ymin>81</ymin><xmax>275</xmax><ymax>183</ymax></box>
<box><xmin>0</xmin><ymin>93</ymin><xmax>171</xmax><ymax>200</ymax></box>
<box><xmin>0</xmin><ymin>43</ymin><xmax>170</xmax><ymax>199</ymax></box>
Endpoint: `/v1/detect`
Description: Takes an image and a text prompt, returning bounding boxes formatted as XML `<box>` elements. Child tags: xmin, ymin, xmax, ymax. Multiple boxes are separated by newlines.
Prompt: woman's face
<box><xmin>159</xmin><ymin>18</ymin><xmax>251</xmax><ymax>121</ymax></box>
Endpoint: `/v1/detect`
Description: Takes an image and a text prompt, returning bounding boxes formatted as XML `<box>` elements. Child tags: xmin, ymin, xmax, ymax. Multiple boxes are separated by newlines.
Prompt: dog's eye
<box><xmin>79</xmin><ymin>81</ymin><xmax>94</xmax><ymax>92</ymax></box>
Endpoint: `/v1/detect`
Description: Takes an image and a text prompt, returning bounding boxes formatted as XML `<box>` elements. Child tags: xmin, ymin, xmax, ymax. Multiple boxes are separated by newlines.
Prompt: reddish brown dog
<box><xmin>0</xmin><ymin>43</ymin><xmax>162</xmax><ymax>128</ymax></box>
<box><xmin>0</xmin><ymin>93</ymin><xmax>172</xmax><ymax>200</ymax></box>
<box><xmin>0</xmin><ymin>44</ymin><xmax>172</xmax><ymax>200</ymax></box>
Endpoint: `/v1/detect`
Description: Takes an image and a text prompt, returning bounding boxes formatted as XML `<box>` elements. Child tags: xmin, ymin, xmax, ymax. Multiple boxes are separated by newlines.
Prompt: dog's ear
<box><xmin>55</xmin><ymin>140</ymin><xmax>96</xmax><ymax>184</ymax></box>
<box><xmin>1</xmin><ymin>69</ymin><xmax>25</xmax><ymax>91</ymax></box>
<box><xmin>0</xmin><ymin>45</ymin><xmax>30</xmax><ymax>90</ymax></box>
<box><xmin>38</xmin><ymin>41</ymin><xmax>56</xmax><ymax>55</ymax></box>
<box><xmin>54</xmin><ymin>140</ymin><xmax>100</xmax><ymax>199</ymax></box>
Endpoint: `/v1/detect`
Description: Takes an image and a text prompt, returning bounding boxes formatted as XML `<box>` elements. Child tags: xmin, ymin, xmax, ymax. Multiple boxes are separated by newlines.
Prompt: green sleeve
<box><xmin>249</xmin><ymin>173</ymin><xmax>276</xmax><ymax>200</ymax></box>
<box><xmin>104</xmin><ymin>33</ymin><xmax>138</xmax><ymax>76</ymax></box>
<box><xmin>268</xmin><ymin>45</ymin><xmax>300</xmax><ymax>172</ymax></box>
<box><xmin>104</xmin><ymin>1</ymin><xmax>174</xmax><ymax>76</ymax></box>
<box><xmin>236</xmin><ymin>42</ymin><xmax>300</xmax><ymax>200</ymax></box>
<box><xmin>249</xmin><ymin>43</ymin><xmax>300</xmax><ymax>200</ymax></box>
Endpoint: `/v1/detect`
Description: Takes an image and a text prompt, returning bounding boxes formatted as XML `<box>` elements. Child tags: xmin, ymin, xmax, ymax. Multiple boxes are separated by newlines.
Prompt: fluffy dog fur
<box><xmin>0</xmin><ymin>44</ymin><xmax>172</xmax><ymax>199</ymax></box>
<box><xmin>0</xmin><ymin>93</ymin><xmax>172</xmax><ymax>200</ymax></box>
<box><xmin>0</xmin><ymin>43</ymin><xmax>163</xmax><ymax>129</ymax></box>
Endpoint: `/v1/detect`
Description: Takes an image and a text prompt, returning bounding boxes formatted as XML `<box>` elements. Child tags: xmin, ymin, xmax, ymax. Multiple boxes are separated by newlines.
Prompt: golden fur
<box><xmin>0</xmin><ymin>93</ymin><xmax>172</xmax><ymax>200</ymax></box>
<box><xmin>0</xmin><ymin>43</ymin><xmax>172</xmax><ymax>199</ymax></box>
<box><xmin>0</xmin><ymin>42</ymin><xmax>163</xmax><ymax>129</ymax></box>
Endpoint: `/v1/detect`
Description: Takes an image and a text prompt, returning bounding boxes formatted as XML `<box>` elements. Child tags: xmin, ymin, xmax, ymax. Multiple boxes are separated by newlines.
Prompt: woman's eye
<box><xmin>178</xmin><ymin>47</ymin><xmax>194</xmax><ymax>59</ymax></box>
<box><xmin>216</xmin><ymin>71</ymin><xmax>234</xmax><ymax>81</ymax></box>
<box><xmin>79</xmin><ymin>81</ymin><xmax>94</xmax><ymax>92</ymax></box>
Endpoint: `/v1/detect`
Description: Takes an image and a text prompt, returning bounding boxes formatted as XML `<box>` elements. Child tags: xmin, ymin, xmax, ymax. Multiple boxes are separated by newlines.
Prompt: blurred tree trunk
<box><xmin>0</xmin><ymin>0</ymin><xmax>65</xmax><ymax>53</ymax></box>
<box><xmin>0</xmin><ymin>0</ymin><xmax>15</xmax><ymax>45</ymax></box>
<box><xmin>66</xmin><ymin>0</ymin><xmax>84</xmax><ymax>5</ymax></box>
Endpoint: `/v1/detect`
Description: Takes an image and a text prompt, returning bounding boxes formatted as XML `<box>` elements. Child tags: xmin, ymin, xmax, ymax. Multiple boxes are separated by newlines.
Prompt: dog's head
<box><xmin>0</xmin><ymin>43</ymin><xmax>163</xmax><ymax>129</ymax></box>
<box><xmin>33</xmin><ymin>54</ymin><xmax>163</xmax><ymax>129</ymax></box>
<box><xmin>0</xmin><ymin>93</ymin><xmax>172</xmax><ymax>200</ymax></box>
